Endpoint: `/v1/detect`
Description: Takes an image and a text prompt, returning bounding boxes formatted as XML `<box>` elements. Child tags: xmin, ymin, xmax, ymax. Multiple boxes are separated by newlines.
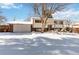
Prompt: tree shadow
<box><xmin>0</xmin><ymin>32</ymin><xmax>32</xmax><ymax>35</ymax></box>
<box><xmin>0</xmin><ymin>36</ymin><xmax>79</xmax><ymax>55</ymax></box>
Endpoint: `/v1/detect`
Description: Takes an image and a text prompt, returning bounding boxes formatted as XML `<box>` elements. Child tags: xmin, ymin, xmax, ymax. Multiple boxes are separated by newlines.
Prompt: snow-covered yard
<box><xmin>0</xmin><ymin>32</ymin><xmax>79</xmax><ymax>55</ymax></box>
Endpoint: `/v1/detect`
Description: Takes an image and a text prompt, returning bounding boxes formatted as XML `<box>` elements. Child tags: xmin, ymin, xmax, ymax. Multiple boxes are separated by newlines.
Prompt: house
<box><xmin>31</xmin><ymin>17</ymin><xmax>53</xmax><ymax>31</ymax></box>
<box><xmin>0</xmin><ymin>17</ymin><xmax>72</xmax><ymax>33</ymax></box>
<box><xmin>31</xmin><ymin>17</ymin><xmax>71</xmax><ymax>32</ymax></box>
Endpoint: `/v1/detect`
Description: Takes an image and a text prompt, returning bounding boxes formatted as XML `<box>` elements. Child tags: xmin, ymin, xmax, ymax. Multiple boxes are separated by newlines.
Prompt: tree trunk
<box><xmin>41</xmin><ymin>17</ymin><xmax>48</xmax><ymax>33</ymax></box>
<box><xmin>41</xmin><ymin>23</ymin><xmax>45</xmax><ymax>33</ymax></box>
<box><xmin>41</xmin><ymin>17</ymin><xmax>44</xmax><ymax>33</ymax></box>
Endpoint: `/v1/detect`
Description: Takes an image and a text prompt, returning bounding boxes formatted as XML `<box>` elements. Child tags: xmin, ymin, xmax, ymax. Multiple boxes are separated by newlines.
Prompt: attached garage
<box><xmin>7</xmin><ymin>21</ymin><xmax>32</xmax><ymax>33</ymax></box>
<box><xmin>13</xmin><ymin>24</ymin><xmax>31</xmax><ymax>32</ymax></box>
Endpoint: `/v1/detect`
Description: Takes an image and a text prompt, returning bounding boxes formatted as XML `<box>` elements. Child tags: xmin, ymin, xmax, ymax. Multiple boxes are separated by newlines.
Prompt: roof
<box><xmin>31</xmin><ymin>17</ymin><xmax>41</xmax><ymax>20</ymax></box>
<box><xmin>7</xmin><ymin>21</ymin><xmax>32</xmax><ymax>24</ymax></box>
<box><xmin>0</xmin><ymin>23</ymin><xmax>9</xmax><ymax>25</ymax></box>
<box><xmin>72</xmin><ymin>21</ymin><xmax>79</xmax><ymax>25</ymax></box>
<box><xmin>73</xmin><ymin>23</ymin><xmax>79</xmax><ymax>25</ymax></box>
<box><xmin>31</xmin><ymin>17</ymin><xmax>67</xmax><ymax>21</ymax></box>
<box><xmin>0</xmin><ymin>22</ymin><xmax>9</xmax><ymax>25</ymax></box>
<box><xmin>73</xmin><ymin>26</ymin><xmax>79</xmax><ymax>28</ymax></box>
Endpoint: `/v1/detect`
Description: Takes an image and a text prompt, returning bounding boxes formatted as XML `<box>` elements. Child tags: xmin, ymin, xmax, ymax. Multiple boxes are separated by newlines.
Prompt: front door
<box><xmin>48</xmin><ymin>25</ymin><xmax>52</xmax><ymax>31</ymax></box>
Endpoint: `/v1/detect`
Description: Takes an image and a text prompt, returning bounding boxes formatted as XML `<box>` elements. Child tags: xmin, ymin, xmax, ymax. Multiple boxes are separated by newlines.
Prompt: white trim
<box><xmin>7</xmin><ymin>21</ymin><xmax>32</xmax><ymax>24</ymax></box>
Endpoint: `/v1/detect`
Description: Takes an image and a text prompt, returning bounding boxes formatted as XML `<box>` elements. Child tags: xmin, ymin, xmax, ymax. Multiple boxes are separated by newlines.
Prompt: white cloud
<box><xmin>53</xmin><ymin>9</ymin><xmax>79</xmax><ymax>21</ymax></box>
<box><xmin>0</xmin><ymin>3</ymin><xmax>22</xmax><ymax>9</ymax></box>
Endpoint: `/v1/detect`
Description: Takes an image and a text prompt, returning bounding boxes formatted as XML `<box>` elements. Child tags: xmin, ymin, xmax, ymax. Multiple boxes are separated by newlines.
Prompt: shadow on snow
<box><xmin>0</xmin><ymin>36</ymin><xmax>79</xmax><ymax>55</ymax></box>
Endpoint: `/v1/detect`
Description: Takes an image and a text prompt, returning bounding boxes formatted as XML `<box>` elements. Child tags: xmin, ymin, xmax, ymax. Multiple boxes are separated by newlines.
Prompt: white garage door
<box><xmin>13</xmin><ymin>24</ymin><xmax>31</xmax><ymax>32</ymax></box>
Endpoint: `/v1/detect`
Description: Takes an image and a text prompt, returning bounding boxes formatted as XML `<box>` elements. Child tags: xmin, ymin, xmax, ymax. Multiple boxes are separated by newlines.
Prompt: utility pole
<box><xmin>13</xmin><ymin>16</ymin><xmax>16</xmax><ymax>21</ymax></box>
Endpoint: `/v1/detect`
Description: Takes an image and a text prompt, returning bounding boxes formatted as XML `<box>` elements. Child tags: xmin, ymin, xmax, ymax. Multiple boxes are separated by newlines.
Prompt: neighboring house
<box><xmin>0</xmin><ymin>22</ymin><xmax>11</xmax><ymax>32</ymax></box>
<box><xmin>72</xmin><ymin>22</ymin><xmax>79</xmax><ymax>33</ymax></box>
<box><xmin>31</xmin><ymin>17</ymin><xmax>70</xmax><ymax>32</ymax></box>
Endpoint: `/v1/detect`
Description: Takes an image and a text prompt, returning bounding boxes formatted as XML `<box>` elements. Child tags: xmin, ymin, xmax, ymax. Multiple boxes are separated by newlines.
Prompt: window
<box><xmin>59</xmin><ymin>21</ymin><xmax>63</xmax><ymax>24</ymax></box>
<box><xmin>54</xmin><ymin>21</ymin><xmax>57</xmax><ymax>24</ymax></box>
<box><xmin>35</xmin><ymin>20</ymin><xmax>41</xmax><ymax>23</ymax></box>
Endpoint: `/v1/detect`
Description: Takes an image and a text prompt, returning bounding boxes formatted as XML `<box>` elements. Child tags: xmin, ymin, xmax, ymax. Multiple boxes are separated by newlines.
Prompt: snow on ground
<box><xmin>0</xmin><ymin>32</ymin><xmax>79</xmax><ymax>55</ymax></box>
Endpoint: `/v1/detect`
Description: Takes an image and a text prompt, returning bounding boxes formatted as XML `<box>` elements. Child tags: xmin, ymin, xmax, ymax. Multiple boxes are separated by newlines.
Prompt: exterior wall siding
<box><xmin>32</xmin><ymin>18</ymin><xmax>67</xmax><ymax>29</ymax></box>
<box><xmin>32</xmin><ymin>18</ymin><xmax>54</xmax><ymax>28</ymax></box>
<box><xmin>13</xmin><ymin>24</ymin><xmax>31</xmax><ymax>32</ymax></box>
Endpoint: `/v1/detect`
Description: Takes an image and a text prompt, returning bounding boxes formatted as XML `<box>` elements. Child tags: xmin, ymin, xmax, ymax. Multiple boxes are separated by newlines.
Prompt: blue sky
<box><xmin>53</xmin><ymin>3</ymin><xmax>79</xmax><ymax>22</ymax></box>
<box><xmin>0</xmin><ymin>3</ymin><xmax>79</xmax><ymax>22</ymax></box>
<box><xmin>0</xmin><ymin>3</ymin><xmax>34</xmax><ymax>21</ymax></box>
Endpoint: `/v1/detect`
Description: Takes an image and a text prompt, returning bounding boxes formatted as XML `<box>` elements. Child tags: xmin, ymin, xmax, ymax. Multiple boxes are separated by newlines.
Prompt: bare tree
<box><xmin>0</xmin><ymin>16</ymin><xmax>7</xmax><ymax>23</ymax></box>
<box><xmin>0</xmin><ymin>8</ymin><xmax>7</xmax><ymax>24</ymax></box>
<box><xmin>13</xmin><ymin>16</ymin><xmax>16</xmax><ymax>21</ymax></box>
<box><xmin>34</xmin><ymin>3</ymin><xmax>69</xmax><ymax>32</ymax></box>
